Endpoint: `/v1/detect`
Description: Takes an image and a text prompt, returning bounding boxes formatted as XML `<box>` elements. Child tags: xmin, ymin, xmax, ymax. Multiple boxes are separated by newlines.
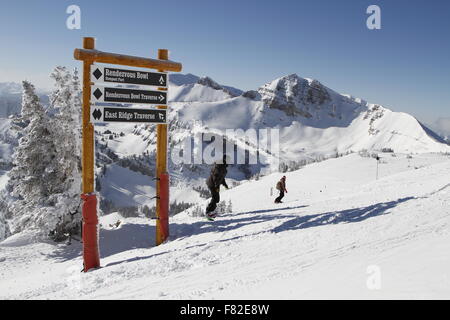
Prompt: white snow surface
<box><xmin>1</xmin><ymin>153</ymin><xmax>449</xmax><ymax>299</ymax></box>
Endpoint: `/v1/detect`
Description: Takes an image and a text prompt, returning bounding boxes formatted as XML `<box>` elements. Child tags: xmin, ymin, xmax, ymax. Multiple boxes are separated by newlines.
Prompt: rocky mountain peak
<box><xmin>197</xmin><ymin>76</ymin><xmax>222</xmax><ymax>90</ymax></box>
<box><xmin>257</xmin><ymin>74</ymin><xmax>332</xmax><ymax>117</ymax></box>
<box><xmin>196</xmin><ymin>76</ymin><xmax>239</xmax><ymax>97</ymax></box>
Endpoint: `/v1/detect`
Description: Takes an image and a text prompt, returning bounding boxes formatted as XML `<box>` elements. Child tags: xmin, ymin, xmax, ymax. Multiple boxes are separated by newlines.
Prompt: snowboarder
<box><xmin>274</xmin><ymin>176</ymin><xmax>287</xmax><ymax>203</ymax></box>
<box><xmin>205</xmin><ymin>154</ymin><xmax>230</xmax><ymax>219</ymax></box>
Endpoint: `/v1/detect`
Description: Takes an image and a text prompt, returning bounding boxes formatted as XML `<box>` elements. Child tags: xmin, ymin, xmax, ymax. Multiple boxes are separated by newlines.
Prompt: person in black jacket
<box><xmin>206</xmin><ymin>154</ymin><xmax>229</xmax><ymax>216</ymax></box>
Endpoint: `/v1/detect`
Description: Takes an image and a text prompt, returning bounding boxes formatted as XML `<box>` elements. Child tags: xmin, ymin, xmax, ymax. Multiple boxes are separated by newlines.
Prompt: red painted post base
<box><xmin>81</xmin><ymin>193</ymin><xmax>100</xmax><ymax>272</ymax></box>
<box><xmin>159</xmin><ymin>173</ymin><xmax>170</xmax><ymax>241</ymax></box>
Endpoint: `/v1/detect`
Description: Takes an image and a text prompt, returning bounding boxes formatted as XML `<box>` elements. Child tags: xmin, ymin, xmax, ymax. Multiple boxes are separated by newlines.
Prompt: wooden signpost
<box><xmin>74</xmin><ymin>37</ymin><xmax>182</xmax><ymax>272</ymax></box>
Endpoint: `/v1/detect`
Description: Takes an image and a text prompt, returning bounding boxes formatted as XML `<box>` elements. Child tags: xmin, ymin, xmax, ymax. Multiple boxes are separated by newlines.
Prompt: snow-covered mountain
<box><xmin>1</xmin><ymin>73</ymin><xmax>449</xmax><ymax>217</ymax></box>
<box><xmin>86</xmin><ymin>73</ymin><xmax>450</xmax><ymax>213</ymax></box>
<box><xmin>428</xmin><ymin>117</ymin><xmax>450</xmax><ymax>143</ymax></box>
<box><xmin>170</xmin><ymin>73</ymin><xmax>449</xmax><ymax>154</ymax></box>
<box><xmin>2</xmin><ymin>74</ymin><xmax>447</xmax><ymax>157</ymax></box>
<box><xmin>169</xmin><ymin>73</ymin><xmax>243</xmax><ymax>97</ymax></box>
<box><xmin>0</xmin><ymin>82</ymin><xmax>22</xmax><ymax>95</ymax></box>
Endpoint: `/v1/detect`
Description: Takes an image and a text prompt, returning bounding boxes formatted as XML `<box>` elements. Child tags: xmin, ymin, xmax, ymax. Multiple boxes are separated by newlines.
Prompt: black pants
<box><xmin>275</xmin><ymin>190</ymin><xmax>284</xmax><ymax>203</ymax></box>
<box><xmin>206</xmin><ymin>186</ymin><xmax>220</xmax><ymax>213</ymax></box>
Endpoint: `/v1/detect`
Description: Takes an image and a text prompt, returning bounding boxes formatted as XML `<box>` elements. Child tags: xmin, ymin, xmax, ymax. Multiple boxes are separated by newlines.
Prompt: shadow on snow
<box><xmin>47</xmin><ymin>223</ymin><xmax>156</xmax><ymax>262</ymax></box>
<box><xmin>48</xmin><ymin>197</ymin><xmax>414</xmax><ymax>266</ymax></box>
<box><xmin>271</xmin><ymin>197</ymin><xmax>414</xmax><ymax>233</ymax></box>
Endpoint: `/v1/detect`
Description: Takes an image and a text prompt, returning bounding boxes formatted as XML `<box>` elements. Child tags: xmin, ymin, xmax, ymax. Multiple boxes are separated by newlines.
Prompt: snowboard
<box><xmin>206</xmin><ymin>211</ymin><xmax>218</xmax><ymax>221</ymax></box>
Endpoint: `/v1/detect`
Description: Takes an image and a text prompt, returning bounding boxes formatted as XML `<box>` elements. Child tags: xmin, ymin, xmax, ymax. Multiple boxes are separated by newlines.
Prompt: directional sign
<box><xmin>91</xmin><ymin>66</ymin><xmax>167</xmax><ymax>88</ymax></box>
<box><xmin>91</xmin><ymin>86</ymin><xmax>167</xmax><ymax>105</ymax></box>
<box><xmin>90</xmin><ymin>106</ymin><xmax>167</xmax><ymax>124</ymax></box>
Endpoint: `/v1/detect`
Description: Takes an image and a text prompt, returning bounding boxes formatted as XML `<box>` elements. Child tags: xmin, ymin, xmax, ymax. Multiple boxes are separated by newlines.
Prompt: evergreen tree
<box><xmin>49</xmin><ymin>66</ymin><xmax>81</xmax><ymax>195</ymax></box>
<box><xmin>47</xmin><ymin>66</ymin><xmax>82</xmax><ymax>240</ymax></box>
<box><xmin>8</xmin><ymin>81</ymin><xmax>57</xmax><ymax>202</ymax></box>
<box><xmin>226</xmin><ymin>199</ymin><xmax>233</xmax><ymax>213</ymax></box>
<box><xmin>6</xmin><ymin>73</ymin><xmax>83</xmax><ymax>240</ymax></box>
<box><xmin>7</xmin><ymin>81</ymin><xmax>59</xmax><ymax>234</ymax></box>
<box><xmin>71</xmin><ymin>67</ymin><xmax>82</xmax><ymax>126</ymax></box>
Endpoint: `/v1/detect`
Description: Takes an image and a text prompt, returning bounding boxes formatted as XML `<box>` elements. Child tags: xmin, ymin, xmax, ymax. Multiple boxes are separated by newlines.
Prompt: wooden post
<box><xmin>80</xmin><ymin>37</ymin><xmax>100</xmax><ymax>271</ymax></box>
<box><xmin>156</xmin><ymin>49</ymin><xmax>169</xmax><ymax>245</ymax></box>
<box><xmin>82</xmin><ymin>37</ymin><xmax>95</xmax><ymax>193</ymax></box>
<box><xmin>74</xmin><ymin>49</ymin><xmax>182</xmax><ymax>72</ymax></box>
<box><xmin>74</xmin><ymin>39</ymin><xmax>182</xmax><ymax>254</ymax></box>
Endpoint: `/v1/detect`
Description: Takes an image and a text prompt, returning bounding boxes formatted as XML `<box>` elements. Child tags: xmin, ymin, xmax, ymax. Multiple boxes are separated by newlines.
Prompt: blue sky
<box><xmin>0</xmin><ymin>0</ymin><xmax>449</xmax><ymax>124</ymax></box>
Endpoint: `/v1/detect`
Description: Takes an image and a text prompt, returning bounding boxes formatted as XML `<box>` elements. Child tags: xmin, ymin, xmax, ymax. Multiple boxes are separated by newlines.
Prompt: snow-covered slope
<box><xmin>1</xmin><ymin>153</ymin><xmax>449</xmax><ymax>299</ymax></box>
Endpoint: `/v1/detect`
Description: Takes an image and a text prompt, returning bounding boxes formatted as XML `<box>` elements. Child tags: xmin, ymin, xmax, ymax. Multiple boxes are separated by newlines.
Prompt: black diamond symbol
<box><xmin>93</xmin><ymin>68</ymin><xmax>102</xmax><ymax>80</ymax></box>
<box><xmin>93</xmin><ymin>88</ymin><xmax>102</xmax><ymax>99</ymax></box>
<box><xmin>92</xmin><ymin>109</ymin><xmax>102</xmax><ymax>120</ymax></box>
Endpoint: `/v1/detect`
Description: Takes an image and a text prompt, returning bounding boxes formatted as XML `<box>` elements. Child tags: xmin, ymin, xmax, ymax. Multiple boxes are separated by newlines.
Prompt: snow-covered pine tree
<box><xmin>216</xmin><ymin>201</ymin><xmax>226</xmax><ymax>214</ymax></box>
<box><xmin>8</xmin><ymin>78</ymin><xmax>41</xmax><ymax>135</ymax></box>
<box><xmin>226</xmin><ymin>199</ymin><xmax>233</xmax><ymax>213</ymax></box>
<box><xmin>6</xmin><ymin>72</ymin><xmax>83</xmax><ymax>241</ymax></box>
<box><xmin>47</xmin><ymin>66</ymin><xmax>82</xmax><ymax>240</ymax></box>
<box><xmin>0</xmin><ymin>83</ymin><xmax>35</xmax><ymax>240</ymax></box>
<box><xmin>50</xmin><ymin>66</ymin><xmax>81</xmax><ymax>192</ymax></box>
<box><xmin>70</xmin><ymin>68</ymin><xmax>82</xmax><ymax>127</ymax></box>
<box><xmin>71</xmin><ymin>67</ymin><xmax>83</xmax><ymax>175</ymax></box>
<box><xmin>7</xmin><ymin>81</ymin><xmax>59</xmax><ymax>234</ymax></box>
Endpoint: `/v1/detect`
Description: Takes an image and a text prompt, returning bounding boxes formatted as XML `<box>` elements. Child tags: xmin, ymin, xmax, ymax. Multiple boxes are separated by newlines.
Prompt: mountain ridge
<box><xmin>169</xmin><ymin>73</ymin><xmax>449</xmax><ymax>154</ymax></box>
<box><xmin>1</xmin><ymin>73</ymin><xmax>448</xmax><ymax>156</ymax></box>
